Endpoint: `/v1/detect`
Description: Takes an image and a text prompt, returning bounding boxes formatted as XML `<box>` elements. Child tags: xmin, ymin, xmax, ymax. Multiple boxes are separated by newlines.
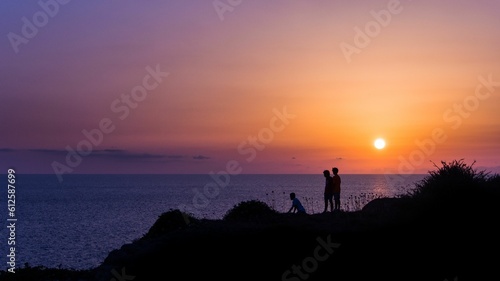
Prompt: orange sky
<box><xmin>1</xmin><ymin>0</ymin><xmax>499</xmax><ymax>177</ymax></box>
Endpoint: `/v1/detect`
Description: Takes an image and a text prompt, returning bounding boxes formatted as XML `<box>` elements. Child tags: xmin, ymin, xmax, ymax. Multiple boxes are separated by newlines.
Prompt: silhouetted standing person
<box><xmin>287</xmin><ymin>192</ymin><xmax>306</xmax><ymax>214</ymax></box>
<box><xmin>323</xmin><ymin>170</ymin><xmax>334</xmax><ymax>213</ymax></box>
<box><xmin>332</xmin><ymin>167</ymin><xmax>342</xmax><ymax>211</ymax></box>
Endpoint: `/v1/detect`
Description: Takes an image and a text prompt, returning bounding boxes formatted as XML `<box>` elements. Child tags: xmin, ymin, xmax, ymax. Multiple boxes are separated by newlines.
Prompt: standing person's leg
<box><xmin>338</xmin><ymin>192</ymin><xmax>341</xmax><ymax>210</ymax></box>
<box><xmin>333</xmin><ymin>192</ymin><xmax>340</xmax><ymax>210</ymax></box>
<box><xmin>323</xmin><ymin>194</ymin><xmax>328</xmax><ymax>213</ymax></box>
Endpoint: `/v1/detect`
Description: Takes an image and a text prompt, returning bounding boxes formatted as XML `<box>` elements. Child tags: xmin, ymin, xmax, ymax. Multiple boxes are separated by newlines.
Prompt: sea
<box><xmin>0</xmin><ymin>173</ymin><xmax>426</xmax><ymax>271</ymax></box>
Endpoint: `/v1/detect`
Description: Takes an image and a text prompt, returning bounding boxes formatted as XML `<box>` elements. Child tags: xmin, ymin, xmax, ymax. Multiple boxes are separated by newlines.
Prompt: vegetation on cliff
<box><xmin>2</xmin><ymin>160</ymin><xmax>498</xmax><ymax>281</ymax></box>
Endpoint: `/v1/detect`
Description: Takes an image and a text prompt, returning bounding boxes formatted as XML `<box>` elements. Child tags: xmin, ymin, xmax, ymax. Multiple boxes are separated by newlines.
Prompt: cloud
<box><xmin>92</xmin><ymin>150</ymin><xmax>167</xmax><ymax>160</ymax></box>
<box><xmin>193</xmin><ymin>155</ymin><xmax>210</xmax><ymax>160</ymax></box>
<box><xmin>1</xmin><ymin>148</ymin><xmax>213</xmax><ymax>163</ymax></box>
<box><xmin>2</xmin><ymin>148</ymin><xmax>170</xmax><ymax>161</ymax></box>
<box><xmin>27</xmin><ymin>148</ymin><xmax>65</xmax><ymax>154</ymax></box>
<box><xmin>166</xmin><ymin>155</ymin><xmax>185</xmax><ymax>159</ymax></box>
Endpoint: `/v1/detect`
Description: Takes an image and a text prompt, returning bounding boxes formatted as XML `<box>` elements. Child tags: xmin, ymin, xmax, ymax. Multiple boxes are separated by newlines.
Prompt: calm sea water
<box><xmin>0</xmin><ymin>173</ymin><xmax>426</xmax><ymax>271</ymax></box>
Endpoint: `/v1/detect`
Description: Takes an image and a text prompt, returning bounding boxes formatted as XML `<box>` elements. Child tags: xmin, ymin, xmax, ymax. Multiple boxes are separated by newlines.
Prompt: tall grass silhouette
<box><xmin>343</xmin><ymin>192</ymin><xmax>384</xmax><ymax>212</ymax></box>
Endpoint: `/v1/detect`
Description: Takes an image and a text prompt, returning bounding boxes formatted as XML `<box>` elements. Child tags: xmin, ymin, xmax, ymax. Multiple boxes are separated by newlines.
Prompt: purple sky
<box><xmin>1</xmin><ymin>0</ymin><xmax>500</xmax><ymax>180</ymax></box>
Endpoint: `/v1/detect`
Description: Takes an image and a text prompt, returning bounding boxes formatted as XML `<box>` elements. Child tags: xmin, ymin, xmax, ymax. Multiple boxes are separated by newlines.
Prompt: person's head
<box><xmin>290</xmin><ymin>192</ymin><xmax>296</xmax><ymax>200</ymax></box>
<box><xmin>332</xmin><ymin>167</ymin><xmax>339</xmax><ymax>175</ymax></box>
<box><xmin>323</xmin><ymin>170</ymin><xmax>330</xmax><ymax>177</ymax></box>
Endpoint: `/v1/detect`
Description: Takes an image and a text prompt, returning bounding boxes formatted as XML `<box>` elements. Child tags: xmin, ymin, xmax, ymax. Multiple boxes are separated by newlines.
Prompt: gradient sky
<box><xmin>1</xmin><ymin>0</ymin><xmax>500</xmax><ymax>178</ymax></box>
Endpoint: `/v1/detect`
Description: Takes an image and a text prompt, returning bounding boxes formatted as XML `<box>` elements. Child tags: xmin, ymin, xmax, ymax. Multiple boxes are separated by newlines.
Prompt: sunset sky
<box><xmin>1</xmin><ymin>0</ymin><xmax>499</xmax><ymax>178</ymax></box>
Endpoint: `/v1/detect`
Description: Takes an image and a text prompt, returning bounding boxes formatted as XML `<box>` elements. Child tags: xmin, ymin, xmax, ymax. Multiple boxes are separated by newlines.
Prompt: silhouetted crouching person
<box><xmin>332</xmin><ymin>167</ymin><xmax>342</xmax><ymax>211</ymax></box>
<box><xmin>287</xmin><ymin>192</ymin><xmax>306</xmax><ymax>214</ymax></box>
<box><xmin>323</xmin><ymin>170</ymin><xmax>334</xmax><ymax>213</ymax></box>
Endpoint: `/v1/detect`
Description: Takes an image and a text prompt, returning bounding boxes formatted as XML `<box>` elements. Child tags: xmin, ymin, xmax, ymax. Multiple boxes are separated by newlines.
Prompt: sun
<box><xmin>374</xmin><ymin>138</ymin><xmax>386</xmax><ymax>150</ymax></box>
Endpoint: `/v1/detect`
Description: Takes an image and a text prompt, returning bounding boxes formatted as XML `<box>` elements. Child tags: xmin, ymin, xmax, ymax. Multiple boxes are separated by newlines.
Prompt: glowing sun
<box><xmin>374</xmin><ymin>138</ymin><xmax>386</xmax><ymax>150</ymax></box>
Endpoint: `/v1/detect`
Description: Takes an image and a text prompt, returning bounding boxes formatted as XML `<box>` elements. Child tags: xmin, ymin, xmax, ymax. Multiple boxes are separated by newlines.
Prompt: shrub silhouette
<box><xmin>223</xmin><ymin>200</ymin><xmax>278</xmax><ymax>222</ymax></box>
<box><xmin>143</xmin><ymin>209</ymin><xmax>197</xmax><ymax>239</ymax></box>
<box><xmin>402</xmin><ymin>159</ymin><xmax>499</xmax><ymax>213</ymax></box>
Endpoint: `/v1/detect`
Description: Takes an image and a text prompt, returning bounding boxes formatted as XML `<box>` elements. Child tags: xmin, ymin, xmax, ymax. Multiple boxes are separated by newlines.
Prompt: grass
<box><xmin>343</xmin><ymin>192</ymin><xmax>384</xmax><ymax>212</ymax></box>
<box><xmin>265</xmin><ymin>188</ymin><xmax>387</xmax><ymax>214</ymax></box>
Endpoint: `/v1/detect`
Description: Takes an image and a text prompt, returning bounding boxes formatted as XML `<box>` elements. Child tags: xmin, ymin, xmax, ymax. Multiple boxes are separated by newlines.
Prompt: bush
<box><xmin>223</xmin><ymin>200</ymin><xmax>278</xmax><ymax>222</ymax></box>
<box><xmin>142</xmin><ymin>209</ymin><xmax>197</xmax><ymax>239</ymax></box>
<box><xmin>403</xmin><ymin>159</ymin><xmax>499</xmax><ymax>211</ymax></box>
